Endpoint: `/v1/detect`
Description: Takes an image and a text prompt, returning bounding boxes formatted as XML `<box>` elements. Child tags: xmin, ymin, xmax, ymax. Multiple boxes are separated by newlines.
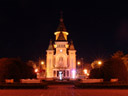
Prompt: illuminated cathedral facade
<box><xmin>46</xmin><ymin>15</ymin><xmax>76</xmax><ymax>79</ymax></box>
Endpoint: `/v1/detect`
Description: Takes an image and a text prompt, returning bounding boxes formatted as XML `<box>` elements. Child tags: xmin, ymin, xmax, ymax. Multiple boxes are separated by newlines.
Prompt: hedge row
<box><xmin>0</xmin><ymin>83</ymin><xmax>48</xmax><ymax>89</ymax></box>
<box><xmin>74</xmin><ymin>82</ymin><xmax>128</xmax><ymax>89</ymax></box>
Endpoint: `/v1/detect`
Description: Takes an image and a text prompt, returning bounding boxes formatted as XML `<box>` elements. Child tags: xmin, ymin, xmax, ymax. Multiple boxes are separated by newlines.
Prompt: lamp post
<box><xmin>83</xmin><ymin>69</ymin><xmax>89</xmax><ymax>78</ymax></box>
<box><xmin>77</xmin><ymin>61</ymin><xmax>81</xmax><ymax>76</ymax></box>
<box><xmin>97</xmin><ymin>60</ymin><xmax>102</xmax><ymax>75</ymax></box>
<box><xmin>34</xmin><ymin>68</ymin><xmax>40</xmax><ymax>78</ymax></box>
<box><xmin>81</xmin><ymin>58</ymin><xmax>84</xmax><ymax>73</ymax></box>
<box><xmin>97</xmin><ymin>60</ymin><xmax>102</xmax><ymax>69</ymax></box>
<box><xmin>77</xmin><ymin>58</ymin><xmax>84</xmax><ymax>76</ymax></box>
<box><xmin>41</xmin><ymin>60</ymin><xmax>46</xmax><ymax>78</ymax></box>
<box><xmin>38</xmin><ymin>57</ymin><xmax>45</xmax><ymax>79</ymax></box>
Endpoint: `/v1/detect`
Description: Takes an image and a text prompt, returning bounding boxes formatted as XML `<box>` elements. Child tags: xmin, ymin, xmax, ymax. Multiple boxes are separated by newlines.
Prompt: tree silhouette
<box><xmin>89</xmin><ymin>51</ymin><xmax>128</xmax><ymax>82</ymax></box>
<box><xmin>0</xmin><ymin>58</ymin><xmax>36</xmax><ymax>82</ymax></box>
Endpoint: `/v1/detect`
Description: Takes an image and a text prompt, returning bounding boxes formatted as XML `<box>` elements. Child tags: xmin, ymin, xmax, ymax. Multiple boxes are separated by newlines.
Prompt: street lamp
<box><xmin>41</xmin><ymin>61</ymin><xmax>44</xmax><ymax>65</ymax></box>
<box><xmin>98</xmin><ymin>61</ymin><xmax>102</xmax><ymax>65</ymax></box>
<box><xmin>83</xmin><ymin>69</ymin><xmax>87</xmax><ymax>74</ymax></box>
<box><xmin>77</xmin><ymin>61</ymin><xmax>81</xmax><ymax>65</ymax></box>
<box><xmin>40</xmin><ymin>60</ymin><xmax>46</xmax><ymax>79</ymax></box>
<box><xmin>35</xmin><ymin>68</ymin><xmax>38</xmax><ymax>73</ymax></box>
<box><xmin>83</xmin><ymin>69</ymin><xmax>90</xmax><ymax>78</ymax></box>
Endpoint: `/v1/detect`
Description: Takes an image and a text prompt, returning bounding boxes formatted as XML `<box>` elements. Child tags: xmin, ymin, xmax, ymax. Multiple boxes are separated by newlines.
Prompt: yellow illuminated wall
<box><xmin>54</xmin><ymin>31</ymin><xmax>69</xmax><ymax>40</ymax></box>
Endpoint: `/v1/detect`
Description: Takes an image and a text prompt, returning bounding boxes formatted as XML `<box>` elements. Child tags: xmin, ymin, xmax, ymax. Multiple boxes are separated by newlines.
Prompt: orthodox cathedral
<box><xmin>46</xmin><ymin>15</ymin><xmax>76</xmax><ymax>79</ymax></box>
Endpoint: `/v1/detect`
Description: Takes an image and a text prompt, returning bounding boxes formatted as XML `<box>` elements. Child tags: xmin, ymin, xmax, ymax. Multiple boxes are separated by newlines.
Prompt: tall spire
<box><xmin>56</xmin><ymin>11</ymin><xmax>67</xmax><ymax>32</ymax></box>
<box><xmin>48</xmin><ymin>40</ymin><xmax>54</xmax><ymax>50</ymax></box>
<box><xmin>60</xmin><ymin>11</ymin><xmax>63</xmax><ymax>22</ymax></box>
<box><xmin>69</xmin><ymin>40</ymin><xmax>75</xmax><ymax>50</ymax></box>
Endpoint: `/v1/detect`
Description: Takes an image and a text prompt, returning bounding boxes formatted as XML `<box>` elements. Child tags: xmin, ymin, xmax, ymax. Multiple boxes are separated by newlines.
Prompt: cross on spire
<box><xmin>56</xmin><ymin>11</ymin><xmax>67</xmax><ymax>32</ymax></box>
<box><xmin>60</xmin><ymin>11</ymin><xmax>63</xmax><ymax>22</ymax></box>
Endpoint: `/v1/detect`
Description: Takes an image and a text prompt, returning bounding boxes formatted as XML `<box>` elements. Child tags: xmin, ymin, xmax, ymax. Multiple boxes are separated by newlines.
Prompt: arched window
<box><xmin>53</xmin><ymin>71</ymin><xmax>56</xmax><ymax>77</ymax></box>
<box><xmin>63</xmin><ymin>70</ymin><xmax>65</xmax><ymax>77</ymax></box>
<box><xmin>58</xmin><ymin>57</ymin><xmax>64</xmax><ymax>67</ymax></box>
<box><xmin>67</xmin><ymin>70</ymin><xmax>69</xmax><ymax>77</ymax></box>
<box><xmin>57</xmin><ymin>71</ymin><xmax>59</xmax><ymax>77</ymax></box>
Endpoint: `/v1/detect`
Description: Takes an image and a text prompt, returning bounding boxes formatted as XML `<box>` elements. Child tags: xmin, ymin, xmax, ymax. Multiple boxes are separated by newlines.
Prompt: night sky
<box><xmin>0</xmin><ymin>0</ymin><xmax>127</xmax><ymax>63</ymax></box>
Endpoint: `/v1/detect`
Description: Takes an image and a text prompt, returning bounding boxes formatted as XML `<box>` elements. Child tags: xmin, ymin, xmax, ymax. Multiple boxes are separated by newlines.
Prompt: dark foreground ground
<box><xmin>0</xmin><ymin>85</ymin><xmax>128</xmax><ymax>96</ymax></box>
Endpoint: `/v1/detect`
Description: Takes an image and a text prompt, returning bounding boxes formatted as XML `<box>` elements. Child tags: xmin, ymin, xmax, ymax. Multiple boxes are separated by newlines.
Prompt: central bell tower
<box><xmin>46</xmin><ymin>13</ymin><xmax>76</xmax><ymax>79</ymax></box>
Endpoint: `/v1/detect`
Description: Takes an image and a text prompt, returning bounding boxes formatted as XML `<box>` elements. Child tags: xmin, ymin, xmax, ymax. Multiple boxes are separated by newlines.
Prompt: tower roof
<box><xmin>56</xmin><ymin>12</ymin><xmax>67</xmax><ymax>32</ymax></box>
<box><xmin>56</xmin><ymin>12</ymin><xmax>67</xmax><ymax>41</ymax></box>
<box><xmin>48</xmin><ymin>40</ymin><xmax>54</xmax><ymax>50</ymax></box>
<box><xmin>69</xmin><ymin>40</ymin><xmax>75</xmax><ymax>50</ymax></box>
<box><xmin>57</xmin><ymin>31</ymin><xmax>66</xmax><ymax>41</ymax></box>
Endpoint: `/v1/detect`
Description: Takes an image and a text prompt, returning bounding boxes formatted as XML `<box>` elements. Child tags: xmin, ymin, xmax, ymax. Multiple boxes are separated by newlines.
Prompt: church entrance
<box><xmin>57</xmin><ymin>70</ymin><xmax>64</xmax><ymax>80</ymax></box>
<box><xmin>59</xmin><ymin>71</ymin><xmax>63</xmax><ymax>80</ymax></box>
<box><xmin>54</xmin><ymin>70</ymin><xmax>70</xmax><ymax>80</ymax></box>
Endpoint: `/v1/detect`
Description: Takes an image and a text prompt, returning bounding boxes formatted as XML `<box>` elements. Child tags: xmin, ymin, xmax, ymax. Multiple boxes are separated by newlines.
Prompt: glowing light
<box><xmin>54</xmin><ymin>44</ymin><xmax>57</xmax><ymax>48</ymax></box>
<box><xmin>72</xmin><ymin>70</ymin><xmax>76</xmax><ymax>79</ymax></box>
<box><xmin>60</xmin><ymin>49</ymin><xmax>63</xmax><ymax>52</ymax></box>
<box><xmin>63</xmin><ymin>32</ymin><xmax>69</xmax><ymax>35</ymax></box>
<box><xmin>35</xmin><ymin>69</ymin><xmax>38</xmax><ymax>73</ymax></box>
<box><xmin>83</xmin><ymin>69</ymin><xmax>87</xmax><ymax>74</ymax></box>
<box><xmin>66</xmin><ymin>44</ymin><xmax>69</xmax><ymax>48</ymax></box>
<box><xmin>77</xmin><ymin>61</ymin><xmax>81</xmax><ymax>65</ymax></box>
<box><xmin>54</xmin><ymin>32</ymin><xmax>60</xmax><ymax>35</ymax></box>
<box><xmin>54</xmin><ymin>32</ymin><xmax>69</xmax><ymax>35</ymax></box>
<box><xmin>59</xmin><ymin>71</ymin><xmax>62</xmax><ymax>80</ymax></box>
<box><xmin>87</xmin><ymin>73</ymin><xmax>89</xmax><ymax>76</ymax></box>
<box><xmin>98</xmin><ymin>61</ymin><xmax>102</xmax><ymax>65</ymax></box>
<box><xmin>41</xmin><ymin>61</ymin><xmax>44</xmax><ymax>65</ymax></box>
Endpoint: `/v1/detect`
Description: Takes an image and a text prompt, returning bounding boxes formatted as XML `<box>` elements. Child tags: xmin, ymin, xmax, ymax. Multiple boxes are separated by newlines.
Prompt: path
<box><xmin>0</xmin><ymin>85</ymin><xmax>128</xmax><ymax>96</ymax></box>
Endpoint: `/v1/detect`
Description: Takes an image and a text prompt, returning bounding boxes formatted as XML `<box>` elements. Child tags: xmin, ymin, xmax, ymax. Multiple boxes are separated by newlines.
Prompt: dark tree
<box><xmin>89</xmin><ymin>68</ymin><xmax>103</xmax><ymax>79</ymax></box>
<box><xmin>102</xmin><ymin>57</ymin><xmax>128</xmax><ymax>82</ymax></box>
<box><xmin>0</xmin><ymin>58</ymin><xmax>36</xmax><ymax>82</ymax></box>
<box><xmin>89</xmin><ymin>51</ymin><xmax>128</xmax><ymax>82</ymax></box>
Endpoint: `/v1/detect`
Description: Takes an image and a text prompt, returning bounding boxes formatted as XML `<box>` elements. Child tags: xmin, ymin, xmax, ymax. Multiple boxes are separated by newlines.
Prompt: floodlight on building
<box><xmin>72</xmin><ymin>69</ymin><xmax>76</xmax><ymax>79</ymax></box>
<box><xmin>59</xmin><ymin>71</ymin><xmax>62</xmax><ymax>80</ymax></box>
<box><xmin>60</xmin><ymin>49</ymin><xmax>63</xmax><ymax>52</ymax></box>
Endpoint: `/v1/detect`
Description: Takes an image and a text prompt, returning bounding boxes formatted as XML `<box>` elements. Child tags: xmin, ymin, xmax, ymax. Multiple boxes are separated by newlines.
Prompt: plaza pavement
<box><xmin>0</xmin><ymin>85</ymin><xmax>128</xmax><ymax>96</ymax></box>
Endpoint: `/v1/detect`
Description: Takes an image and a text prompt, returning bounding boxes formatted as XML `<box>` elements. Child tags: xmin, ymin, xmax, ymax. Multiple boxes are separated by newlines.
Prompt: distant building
<box><xmin>46</xmin><ymin>15</ymin><xmax>76</xmax><ymax>79</ymax></box>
